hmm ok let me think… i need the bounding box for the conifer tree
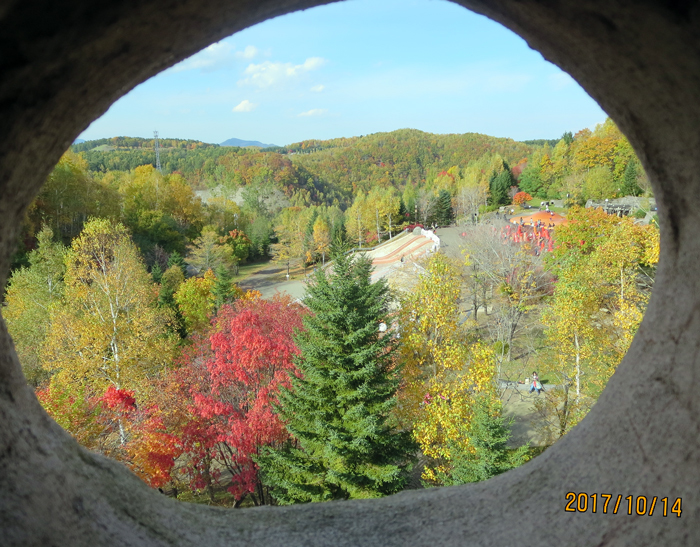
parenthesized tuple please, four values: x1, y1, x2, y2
(434, 395, 528, 485)
(489, 169, 513, 206)
(621, 160, 642, 197)
(167, 250, 186, 275)
(212, 264, 236, 311)
(258, 251, 415, 503)
(150, 262, 163, 283)
(436, 189, 454, 225)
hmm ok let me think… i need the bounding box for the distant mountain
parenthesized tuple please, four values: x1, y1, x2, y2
(220, 138, 277, 148)
(74, 138, 85, 144)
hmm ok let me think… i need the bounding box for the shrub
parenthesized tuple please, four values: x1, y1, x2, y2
(513, 192, 533, 207)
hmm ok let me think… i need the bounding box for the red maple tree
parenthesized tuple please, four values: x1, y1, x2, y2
(112, 294, 306, 503)
(513, 191, 533, 207)
(193, 294, 307, 504)
(137, 294, 307, 504)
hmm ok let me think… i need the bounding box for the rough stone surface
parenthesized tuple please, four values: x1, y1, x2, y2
(1, 0, 699, 545)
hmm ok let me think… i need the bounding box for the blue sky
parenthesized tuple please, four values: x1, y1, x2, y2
(79, 0, 607, 146)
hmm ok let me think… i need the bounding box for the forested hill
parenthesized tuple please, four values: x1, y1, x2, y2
(72, 129, 536, 207)
(71, 136, 231, 183)
(285, 129, 534, 195)
(71, 136, 219, 153)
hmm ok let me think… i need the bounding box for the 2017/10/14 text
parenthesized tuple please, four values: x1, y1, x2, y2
(565, 493, 681, 517)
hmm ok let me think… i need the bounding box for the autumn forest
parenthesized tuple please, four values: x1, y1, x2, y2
(4, 120, 659, 506)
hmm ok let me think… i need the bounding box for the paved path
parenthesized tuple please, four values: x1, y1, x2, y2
(237, 266, 308, 300)
(239, 228, 444, 300)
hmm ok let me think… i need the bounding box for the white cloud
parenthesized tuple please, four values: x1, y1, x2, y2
(235, 46, 258, 60)
(171, 41, 235, 73)
(233, 100, 257, 112)
(298, 109, 328, 117)
(240, 57, 327, 88)
(170, 41, 261, 73)
(310, 84, 325, 92)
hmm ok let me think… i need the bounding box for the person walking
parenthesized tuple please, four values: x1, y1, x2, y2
(529, 371, 544, 394)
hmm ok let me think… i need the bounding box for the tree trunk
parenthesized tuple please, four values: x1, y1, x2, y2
(559, 384, 570, 438)
(118, 419, 126, 446)
(202, 457, 215, 503)
(257, 481, 266, 506)
(376, 208, 380, 244)
(620, 266, 624, 304)
(358, 210, 362, 249)
(574, 332, 581, 400)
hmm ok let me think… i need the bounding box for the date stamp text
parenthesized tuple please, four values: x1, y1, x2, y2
(565, 493, 682, 517)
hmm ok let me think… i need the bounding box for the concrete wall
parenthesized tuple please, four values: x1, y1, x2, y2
(2, 1, 700, 545)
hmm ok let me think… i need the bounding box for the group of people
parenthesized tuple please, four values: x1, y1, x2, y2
(535, 219, 557, 229)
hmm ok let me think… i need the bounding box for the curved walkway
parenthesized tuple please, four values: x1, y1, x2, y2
(371, 235, 432, 265)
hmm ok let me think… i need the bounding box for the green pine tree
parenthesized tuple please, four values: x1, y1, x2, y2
(621, 161, 642, 197)
(490, 170, 514, 206)
(435, 395, 529, 486)
(167, 250, 187, 275)
(436, 189, 454, 225)
(150, 262, 163, 283)
(212, 264, 235, 311)
(258, 251, 415, 504)
(518, 164, 544, 198)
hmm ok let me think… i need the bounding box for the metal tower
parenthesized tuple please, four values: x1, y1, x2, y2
(154, 130, 162, 172)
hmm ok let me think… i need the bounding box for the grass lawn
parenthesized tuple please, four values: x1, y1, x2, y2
(526, 198, 567, 214)
(175, 488, 239, 507)
(233, 260, 276, 281)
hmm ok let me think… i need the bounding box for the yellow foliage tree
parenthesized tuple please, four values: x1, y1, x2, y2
(344, 192, 375, 247)
(396, 254, 465, 426)
(413, 342, 498, 483)
(43, 219, 176, 399)
(539, 208, 659, 437)
(312, 216, 331, 265)
(396, 254, 500, 481)
(272, 206, 310, 275)
(173, 269, 216, 334)
(4, 225, 66, 385)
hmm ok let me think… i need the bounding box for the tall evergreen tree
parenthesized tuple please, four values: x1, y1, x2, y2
(489, 169, 514, 207)
(518, 163, 544, 198)
(212, 264, 235, 311)
(621, 160, 642, 197)
(436, 189, 454, 225)
(561, 131, 574, 145)
(258, 251, 415, 504)
(167, 250, 186, 275)
(398, 199, 408, 223)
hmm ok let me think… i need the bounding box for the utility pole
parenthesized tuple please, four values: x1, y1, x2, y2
(358, 209, 362, 249)
(376, 207, 380, 244)
(153, 130, 162, 209)
(153, 130, 162, 173)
